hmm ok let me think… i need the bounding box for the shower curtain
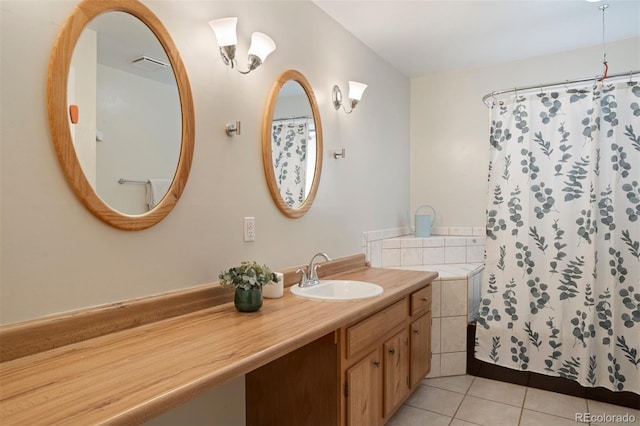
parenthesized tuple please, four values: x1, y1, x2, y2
(476, 79, 639, 394)
(272, 119, 309, 208)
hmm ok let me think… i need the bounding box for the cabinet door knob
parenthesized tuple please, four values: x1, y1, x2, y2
(373, 361, 380, 368)
(389, 348, 395, 355)
(421, 298, 428, 303)
(413, 329, 420, 335)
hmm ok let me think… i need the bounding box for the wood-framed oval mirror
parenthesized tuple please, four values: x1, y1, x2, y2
(47, 0, 194, 230)
(262, 70, 323, 218)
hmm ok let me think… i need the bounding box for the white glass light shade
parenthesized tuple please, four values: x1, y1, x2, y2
(247, 32, 276, 62)
(348, 81, 367, 101)
(209, 17, 238, 47)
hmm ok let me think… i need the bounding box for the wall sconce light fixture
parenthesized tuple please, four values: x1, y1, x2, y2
(332, 81, 367, 113)
(209, 17, 276, 74)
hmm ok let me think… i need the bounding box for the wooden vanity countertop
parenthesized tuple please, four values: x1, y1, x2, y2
(0, 263, 436, 425)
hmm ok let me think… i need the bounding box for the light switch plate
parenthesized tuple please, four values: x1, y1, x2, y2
(244, 217, 256, 242)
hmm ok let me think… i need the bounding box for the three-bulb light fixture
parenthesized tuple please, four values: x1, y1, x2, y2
(332, 81, 367, 114)
(209, 17, 276, 74)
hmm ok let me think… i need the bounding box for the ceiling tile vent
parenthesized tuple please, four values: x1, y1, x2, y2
(131, 55, 169, 72)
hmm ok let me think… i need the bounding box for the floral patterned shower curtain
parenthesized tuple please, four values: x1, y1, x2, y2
(476, 79, 640, 394)
(272, 119, 309, 208)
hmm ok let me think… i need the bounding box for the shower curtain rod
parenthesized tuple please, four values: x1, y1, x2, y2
(482, 69, 639, 107)
(272, 115, 312, 122)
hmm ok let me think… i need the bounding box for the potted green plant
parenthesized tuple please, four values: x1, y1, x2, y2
(219, 261, 277, 312)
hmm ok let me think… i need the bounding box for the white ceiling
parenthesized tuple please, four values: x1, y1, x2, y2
(312, 0, 640, 78)
(88, 11, 175, 85)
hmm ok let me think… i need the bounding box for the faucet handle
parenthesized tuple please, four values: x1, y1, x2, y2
(296, 268, 308, 286)
(310, 264, 322, 281)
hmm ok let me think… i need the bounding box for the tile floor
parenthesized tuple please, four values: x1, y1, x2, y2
(388, 375, 640, 426)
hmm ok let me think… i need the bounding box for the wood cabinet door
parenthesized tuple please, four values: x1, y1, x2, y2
(383, 328, 409, 418)
(410, 314, 431, 388)
(346, 348, 382, 426)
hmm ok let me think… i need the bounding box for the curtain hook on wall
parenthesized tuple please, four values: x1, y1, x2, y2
(598, 61, 609, 82)
(597, 4, 609, 82)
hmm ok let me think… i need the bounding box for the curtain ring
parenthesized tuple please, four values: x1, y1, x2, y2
(492, 93, 504, 107)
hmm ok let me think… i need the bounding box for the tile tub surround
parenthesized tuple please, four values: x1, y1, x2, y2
(391, 265, 483, 378)
(360, 228, 485, 266)
(364, 233, 485, 379)
(379, 236, 485, 268)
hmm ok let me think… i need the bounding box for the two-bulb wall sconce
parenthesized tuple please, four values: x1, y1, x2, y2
(332, 81, 367, 114)
(209, 17, 276, 74)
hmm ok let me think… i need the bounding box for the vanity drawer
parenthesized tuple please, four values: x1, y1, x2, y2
(347, 298, 408, 358)
(410, 285, 432, 317)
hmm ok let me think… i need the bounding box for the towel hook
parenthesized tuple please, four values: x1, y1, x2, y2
(225, 121, 241, 137)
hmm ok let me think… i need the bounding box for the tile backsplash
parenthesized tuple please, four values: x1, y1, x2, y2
(377, 236, 484, 268)
(362, 227, 486, 268)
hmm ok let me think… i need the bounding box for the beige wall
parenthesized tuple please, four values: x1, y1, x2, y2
(0, 2, 409, 423)
(410, 37, 640, 229)
(0, 0, 410, 325)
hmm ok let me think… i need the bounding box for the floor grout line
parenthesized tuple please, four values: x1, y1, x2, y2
(398, 375, 619, 426)
(448, 375, 476, 425)
(517, 387, 529, 426)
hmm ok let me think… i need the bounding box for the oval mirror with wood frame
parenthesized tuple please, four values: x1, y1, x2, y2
(48, 0, 194, 230)
(262, 70, 323, 218)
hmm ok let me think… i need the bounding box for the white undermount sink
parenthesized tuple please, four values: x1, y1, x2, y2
(290, 279, 383, 301)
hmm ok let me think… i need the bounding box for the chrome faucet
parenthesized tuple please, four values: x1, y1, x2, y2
(297, 252, 332, 288)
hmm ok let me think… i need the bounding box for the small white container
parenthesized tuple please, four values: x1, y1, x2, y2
(263, 272, 284, 299)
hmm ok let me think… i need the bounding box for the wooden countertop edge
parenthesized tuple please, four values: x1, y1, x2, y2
(108, 268, 438, 425)
(0, 255, 438, 425)
(0, 254, 367, 362)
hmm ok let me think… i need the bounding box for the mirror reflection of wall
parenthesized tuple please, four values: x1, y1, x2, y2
(95, 56, 180, 214)
(272, 81, 316, 209)
(68, 11, 181, 215)
(68, 28, 97, 187)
